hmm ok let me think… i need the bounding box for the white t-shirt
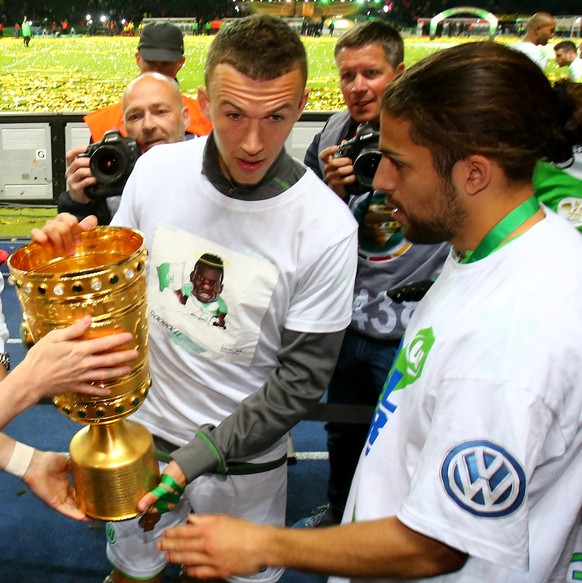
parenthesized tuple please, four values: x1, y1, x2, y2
(0, 275, 9, 352)
(569, 57, 582, 82)
(334, 209, 582, 582)
(113, 137, 358, 458)
(512, 41, 548, 69)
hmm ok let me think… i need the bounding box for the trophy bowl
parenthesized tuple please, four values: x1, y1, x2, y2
(8, 226, 160, 521)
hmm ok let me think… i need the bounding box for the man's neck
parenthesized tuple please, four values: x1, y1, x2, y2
(202, 133, 305, 200)
(523, 33, 538, 45)
(451, 187, 543, 258)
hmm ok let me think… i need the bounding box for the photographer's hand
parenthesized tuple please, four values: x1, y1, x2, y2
(65, 146, 97, 204)
(320, 144, 356, 200)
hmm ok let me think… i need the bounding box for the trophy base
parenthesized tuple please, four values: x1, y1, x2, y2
(70, 420, 160, 521)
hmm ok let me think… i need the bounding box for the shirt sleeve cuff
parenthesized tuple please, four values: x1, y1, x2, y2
(170, 425, 227, 483)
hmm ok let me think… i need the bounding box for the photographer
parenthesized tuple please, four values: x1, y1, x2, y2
(84, 22, 212, 143)
(58, 72, 190, 225)
(299, 21, 450, 528)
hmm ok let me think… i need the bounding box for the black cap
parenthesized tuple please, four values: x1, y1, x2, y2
(137, 22, 184, 62)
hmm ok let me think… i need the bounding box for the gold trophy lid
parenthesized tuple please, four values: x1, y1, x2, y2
(8, 226, 145, 277)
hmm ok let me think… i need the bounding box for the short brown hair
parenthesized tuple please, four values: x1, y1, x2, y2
(204, 15, 307, 87)
(334, 21, 404, 71)
(555, 40, 577, 54)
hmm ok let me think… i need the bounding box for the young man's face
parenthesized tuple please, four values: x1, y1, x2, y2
(373, 113, 467, 246)
(198, 63, 309, 186)
(123, 76, 189, 151)
(336, 43, 403, 125)
(555, 48, 574, 68)
(191, 263, 223, 303)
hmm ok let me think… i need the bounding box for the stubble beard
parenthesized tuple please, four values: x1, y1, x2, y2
(400, 181, 467, 245)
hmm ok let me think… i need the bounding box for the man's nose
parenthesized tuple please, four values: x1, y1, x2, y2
(352, 73, 367, 93)
(241, 121, 263, 156)
(142, 112, 157, 132)
(372, 157, 396, 193)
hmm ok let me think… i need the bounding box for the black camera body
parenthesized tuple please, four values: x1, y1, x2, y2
(334, 122, 382, 195)
(79, 130, 141, 199)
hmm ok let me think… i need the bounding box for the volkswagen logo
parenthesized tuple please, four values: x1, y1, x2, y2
(441, 440, 526, 518)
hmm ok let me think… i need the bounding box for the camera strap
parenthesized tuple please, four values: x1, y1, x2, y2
(460, 197, 540, 264)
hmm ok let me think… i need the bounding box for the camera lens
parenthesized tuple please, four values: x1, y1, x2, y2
(354, 150, 382, 189)
(97, 155, 120, 176)
(90, 146, 128, 185)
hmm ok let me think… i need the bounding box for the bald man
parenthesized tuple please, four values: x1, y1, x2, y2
(512, 12, 556, 69)
(84, 22, 212, 142)
(58, 72, 190, 224)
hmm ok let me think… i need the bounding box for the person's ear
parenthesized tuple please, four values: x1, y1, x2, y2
(462, 155, 491, 196)
(297, 88, 310, 120)
(182, 106, 191, 130)
(198, 86, 210, 119)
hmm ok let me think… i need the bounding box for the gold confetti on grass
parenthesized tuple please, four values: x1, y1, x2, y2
(0, 206, 57, 238)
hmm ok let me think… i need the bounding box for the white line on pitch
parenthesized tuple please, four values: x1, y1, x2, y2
(294, 452, 328, 460)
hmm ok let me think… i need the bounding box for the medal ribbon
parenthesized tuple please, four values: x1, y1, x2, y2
(461, 197, 540, 264)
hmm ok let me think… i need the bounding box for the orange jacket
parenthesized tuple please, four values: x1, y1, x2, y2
(83, 95, 212, 142)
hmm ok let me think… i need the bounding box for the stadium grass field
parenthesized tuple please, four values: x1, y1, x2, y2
(0, 34, 568, 113)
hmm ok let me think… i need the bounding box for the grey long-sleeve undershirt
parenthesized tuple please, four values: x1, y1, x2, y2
(171, 327, 345, 482)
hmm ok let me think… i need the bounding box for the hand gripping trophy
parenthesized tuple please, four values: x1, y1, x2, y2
(8, 227, 159, 521)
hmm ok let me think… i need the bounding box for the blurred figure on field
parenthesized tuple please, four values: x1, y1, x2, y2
(555, 40, 582, 82)
(21, 17, 31, 47)
(512, 12, 555, 70)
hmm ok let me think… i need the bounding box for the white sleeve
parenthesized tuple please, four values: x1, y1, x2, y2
(397, 379, 553, 572)
(0, 276, 10, 351)
(285, 228, 358, 334)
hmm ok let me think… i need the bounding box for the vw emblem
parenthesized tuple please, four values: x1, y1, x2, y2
(441, 440, 526, 518)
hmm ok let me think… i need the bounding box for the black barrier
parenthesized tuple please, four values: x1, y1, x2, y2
(304, 403, 375, 424)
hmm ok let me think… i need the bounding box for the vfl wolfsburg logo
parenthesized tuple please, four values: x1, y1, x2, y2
(404, 330, 434, 380)
(365, 327, 435, 453)
(105, 522, 116, 545)
(441, 440, 526, 518)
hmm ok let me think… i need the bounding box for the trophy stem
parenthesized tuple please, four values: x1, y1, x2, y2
(69, 420, 160, 521)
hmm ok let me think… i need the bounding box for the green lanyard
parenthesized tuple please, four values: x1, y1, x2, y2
(461, 197, 540, 264)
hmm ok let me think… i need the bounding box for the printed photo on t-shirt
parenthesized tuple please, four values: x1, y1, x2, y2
(149, 224, 279, 365)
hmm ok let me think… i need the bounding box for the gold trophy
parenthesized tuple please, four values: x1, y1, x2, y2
(8, 226, 159, 521)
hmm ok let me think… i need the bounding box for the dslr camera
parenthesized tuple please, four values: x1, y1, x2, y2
(79, 130, 141, 199)
(334, 122, 382, 195)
